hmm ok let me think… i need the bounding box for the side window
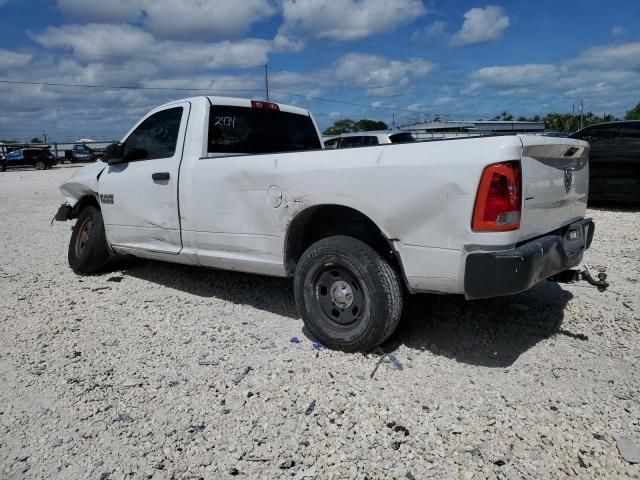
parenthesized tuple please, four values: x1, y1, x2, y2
(363, 136, 379, 146)
(615, 125, 640, 156)
(124, 107, 183, 161)
(579, 126, 615, 144)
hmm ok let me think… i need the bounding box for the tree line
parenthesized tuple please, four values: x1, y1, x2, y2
(323, 101, 640, 136)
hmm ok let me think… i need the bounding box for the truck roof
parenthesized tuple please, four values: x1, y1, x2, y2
(155, 96, 312, 117)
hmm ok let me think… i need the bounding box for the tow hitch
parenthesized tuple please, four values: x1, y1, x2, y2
(549, 265, 609, 292)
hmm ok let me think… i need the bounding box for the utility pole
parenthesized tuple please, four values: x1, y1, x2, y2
(264, 64, 270, 101)
(392, 113, 396, 130)
(580, 99, 584, 130)
(43, 132, 47, 143)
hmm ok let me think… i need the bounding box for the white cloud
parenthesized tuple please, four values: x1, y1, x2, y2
(142, 0, 276, 40)
(33, 23, 272, 69)
(460, 40, 640, 119)
(57, 0, 141, 22)
(471, 64, 559, 88)
(0, 49, 32, 69)
(412, 20, 446, 41)
(272, 33, 305, 53)
(611, 26, 626, 37)
(280, 0, 427, 41)
(451, 6, 509, 46)
(0, 0, 11, 6)
(433, 96, 453, 106)
(334, 53, 434, 95)
(57, 0, 276, 40)
(572, 41, 640, 71)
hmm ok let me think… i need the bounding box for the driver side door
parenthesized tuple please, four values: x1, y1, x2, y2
(98, 102, 190, 254)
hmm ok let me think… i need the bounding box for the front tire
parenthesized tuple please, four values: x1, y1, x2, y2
(294, 235, 403, 352)
(68, 206, 111, 274)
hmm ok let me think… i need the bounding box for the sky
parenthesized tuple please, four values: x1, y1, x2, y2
(0, 0, 639, 141)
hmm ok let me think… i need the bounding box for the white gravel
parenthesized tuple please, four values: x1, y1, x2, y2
(1, 166, 639, 479)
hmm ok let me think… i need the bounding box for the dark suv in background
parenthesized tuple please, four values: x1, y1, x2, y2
(1, 148, 58, 171)
(570, 121, 640, 204)
(65, 144, 104, 163)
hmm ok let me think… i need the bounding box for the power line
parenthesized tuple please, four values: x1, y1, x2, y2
(0, 79, 262, 93)
(0, 79, 435, 116)
(270, 90, 430, 115)
(40, 49, 402, 92)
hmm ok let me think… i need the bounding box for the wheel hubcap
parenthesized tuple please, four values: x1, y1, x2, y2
(75, 218, 93, 256)
(330, 280, 354, 309)
(315, 265, 365, 326)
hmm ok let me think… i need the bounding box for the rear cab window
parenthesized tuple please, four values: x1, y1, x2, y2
(208, 105, 321, 154)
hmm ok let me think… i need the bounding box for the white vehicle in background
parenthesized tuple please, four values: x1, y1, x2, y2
(55, 96, 607, 352)
(323, 131, 415, 149)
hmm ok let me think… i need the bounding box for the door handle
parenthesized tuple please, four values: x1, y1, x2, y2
(152, 172, 170, 181)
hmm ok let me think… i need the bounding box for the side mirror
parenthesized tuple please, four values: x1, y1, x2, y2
(105, 143, 125, 164)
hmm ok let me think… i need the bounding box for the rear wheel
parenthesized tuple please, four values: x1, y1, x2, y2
(1, 161, 6, 172)
(68, 206, 111, 274)
(294, 235, 403, 352)
(34, 160, 46, 170)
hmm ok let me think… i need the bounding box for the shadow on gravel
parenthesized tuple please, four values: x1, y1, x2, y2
(389, 281, 575, 368)
(122, 259, 579, 367)
(588, 202, 640, 213)
(123, 260, 299, 319)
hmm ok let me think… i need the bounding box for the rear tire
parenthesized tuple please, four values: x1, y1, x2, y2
(294, 235, 403, 352)
(68, 206, 111, 274)
(34, 160, 46, 170)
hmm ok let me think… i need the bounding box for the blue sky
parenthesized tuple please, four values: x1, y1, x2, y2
(0, 0, 639, 141)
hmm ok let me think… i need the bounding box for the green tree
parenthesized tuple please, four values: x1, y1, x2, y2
(322, 118, 388, 136)
(625, 102, 640, 120)
(322, 119, 356, 136)
(353, 119, 388, 132)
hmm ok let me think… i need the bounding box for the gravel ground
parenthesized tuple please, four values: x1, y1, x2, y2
(0, 166, 639, 480)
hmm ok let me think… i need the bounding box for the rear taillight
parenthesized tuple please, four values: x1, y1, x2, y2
(472, 161, 521, 231)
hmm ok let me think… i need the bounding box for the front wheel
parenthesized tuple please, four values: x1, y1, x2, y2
(294, 235, 403, 352)
(68, 206, 111, 274)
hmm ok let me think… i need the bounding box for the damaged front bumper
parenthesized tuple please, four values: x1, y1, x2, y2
(54, 203, 74, 221)
(464, 218, 603, 299)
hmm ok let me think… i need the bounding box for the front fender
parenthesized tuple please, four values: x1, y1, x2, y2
(59, 161, 106, 203)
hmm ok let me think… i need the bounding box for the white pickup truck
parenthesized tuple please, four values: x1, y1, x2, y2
(55, 96, 606, 351)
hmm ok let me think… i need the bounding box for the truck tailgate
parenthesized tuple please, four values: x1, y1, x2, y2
(518, 135, 589, 242)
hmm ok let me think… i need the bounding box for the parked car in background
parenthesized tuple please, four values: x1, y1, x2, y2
(569, 121, 640, 203)
(324, 131, 415, 149)
(65, 144, 105, 163)
(1, 148, 58, 171)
